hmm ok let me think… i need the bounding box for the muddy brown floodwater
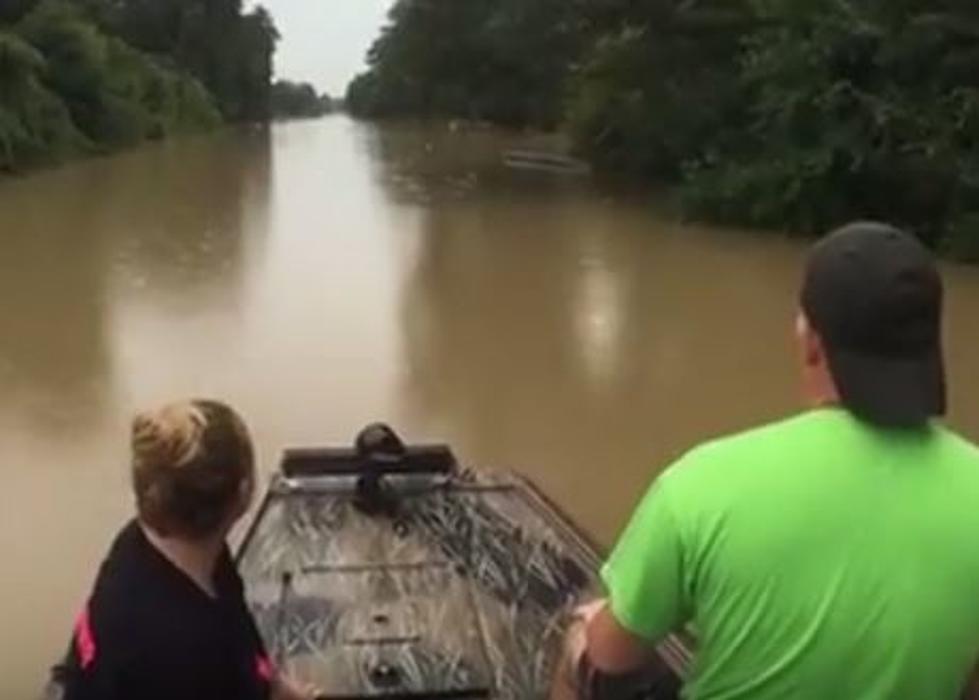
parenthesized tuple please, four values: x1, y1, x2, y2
(2, 116, 978, 697)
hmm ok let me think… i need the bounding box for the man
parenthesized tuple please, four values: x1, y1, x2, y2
(555, 222, 979, 699)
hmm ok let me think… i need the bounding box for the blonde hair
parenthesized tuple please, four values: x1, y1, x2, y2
(132, 400, 254, 539)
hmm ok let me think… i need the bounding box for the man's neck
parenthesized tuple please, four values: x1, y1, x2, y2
(141, 522, 225, 598)
(803, 365, 841, 410)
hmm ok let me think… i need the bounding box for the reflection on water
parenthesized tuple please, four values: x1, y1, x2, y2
(0, 130, 272, 436)
(2, 117, 979, 697)
(0, 165, 112, 433)
(107, 129, 271, 306)
(0, 128, 272, 697)
(395, 194, 806, 542)
(575, 236, 627, 384)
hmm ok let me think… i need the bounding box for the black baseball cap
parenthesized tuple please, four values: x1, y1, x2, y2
(801, 222, 946, 427)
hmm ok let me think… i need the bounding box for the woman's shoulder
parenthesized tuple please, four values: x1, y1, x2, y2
(90, 521, 155, 597)
(215, 545, 245, 595)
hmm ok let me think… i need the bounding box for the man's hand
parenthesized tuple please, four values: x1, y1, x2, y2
(550, 601, 597, 700)
(566, 600, 606, 672)
(272, 673, 320, 700)
(550, 599, 656, 700)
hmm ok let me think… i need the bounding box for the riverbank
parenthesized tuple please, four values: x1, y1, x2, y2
(0, 0, 275, 174)
(346, 1, 979, 263)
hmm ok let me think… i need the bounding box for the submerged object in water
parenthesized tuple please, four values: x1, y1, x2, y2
(502, 150, 592, 177)
(237, 424, 689, 699)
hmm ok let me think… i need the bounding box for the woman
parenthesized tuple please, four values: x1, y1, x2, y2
(61, 400, 315, 700)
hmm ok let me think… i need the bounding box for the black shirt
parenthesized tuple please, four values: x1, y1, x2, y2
(62, 521, 272, 700)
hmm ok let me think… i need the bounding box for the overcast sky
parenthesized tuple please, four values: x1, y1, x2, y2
(258, 0, 393, 96)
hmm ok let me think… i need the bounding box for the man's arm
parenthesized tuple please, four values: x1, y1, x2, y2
(550, 472, 690, 699)
(585, 602, 656, 674)
(550, 600, 660, 700)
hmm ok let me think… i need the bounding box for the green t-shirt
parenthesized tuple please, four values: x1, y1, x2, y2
(602, 409, 979, 700)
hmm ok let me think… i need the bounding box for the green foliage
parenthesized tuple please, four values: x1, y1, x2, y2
(0, 0, 270, 172)
(347, 0, 590, 127)
(0, 25, 41, 79)
(0, 0, 38, 23)
(566, 4, 750, 179)
(681, 2, 979, 244)
(234, 7, 279, 122)
(945, 212, 979, 262)
(271, 80, 332, 119)
(97, 37, 221, 144)
(84, 0, 279, 122)
(0, 29, 85, 169)
(349, 0, 979, 254)
(15, 0, 221, 148)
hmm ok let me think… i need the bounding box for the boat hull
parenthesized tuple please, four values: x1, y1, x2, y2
(238, 448, 687, 699)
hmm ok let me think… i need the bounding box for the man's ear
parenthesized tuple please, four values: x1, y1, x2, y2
(234, 474, 255, 520)
(796, 312, 823, 367)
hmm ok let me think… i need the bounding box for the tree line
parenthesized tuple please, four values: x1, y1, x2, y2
(0, 0, 278, 172)
(271, 80, 334, 120)
(347, 0, 979, 261)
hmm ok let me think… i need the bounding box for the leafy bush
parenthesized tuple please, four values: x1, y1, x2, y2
(944, 212, 979, 263)
(346, 0, 979, 255)
(271, 80, 331, 119)
(0, 29, 85, 169)
(346, 0, 587, 127)
(680, 3, 979, 245)
(567, 4, 751, 178)
(0, 0, 222, 170)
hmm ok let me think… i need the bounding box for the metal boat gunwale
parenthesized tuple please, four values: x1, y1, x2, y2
(236, 433, 692, 688)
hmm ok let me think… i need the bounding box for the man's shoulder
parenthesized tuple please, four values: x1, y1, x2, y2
(935, 424, 979, 456)
(663, 412, 819, 484)
(661, 412, 979, 496)
(932, 425, 979, 479)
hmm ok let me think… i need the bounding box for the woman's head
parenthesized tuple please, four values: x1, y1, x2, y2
(132, 400, 255, 540)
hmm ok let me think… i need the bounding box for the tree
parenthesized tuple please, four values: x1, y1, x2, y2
(0, 0, 225, 171)
(346, 0, 590, 127)
(0, 0, 280, 171)
(235, 6, 278, 122)
(271, 80, 331, 119)
(681, 0, 979, 255)
(0, 28, 83, 169)
(347, 0, 979, 258)
(0, 0, 38, 23)
(73, 0, 278, 121)
(567, 1, 754, 178)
